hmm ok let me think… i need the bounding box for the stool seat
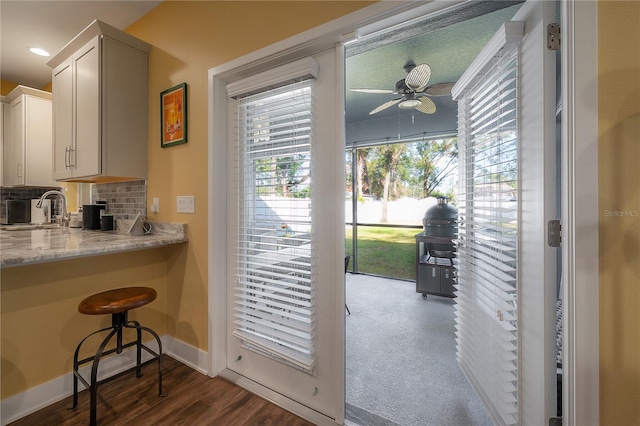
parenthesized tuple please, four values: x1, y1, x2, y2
(78, 287, 157, 315)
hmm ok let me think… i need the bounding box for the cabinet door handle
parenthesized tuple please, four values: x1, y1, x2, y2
(16, 162, 21, 178)
(64, 146, 69, 169)
(68, 146, 75, 168)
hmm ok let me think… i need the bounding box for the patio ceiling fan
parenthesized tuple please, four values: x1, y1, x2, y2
(350, 62, 455, 115)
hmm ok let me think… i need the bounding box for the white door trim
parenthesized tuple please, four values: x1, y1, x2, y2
(561, 1, 599, 425)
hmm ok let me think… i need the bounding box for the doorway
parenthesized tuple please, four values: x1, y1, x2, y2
(343, 2, 551, 425)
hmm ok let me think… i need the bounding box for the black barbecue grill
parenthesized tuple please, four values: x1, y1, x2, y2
(415, 197, 458, 299)
(421, 197, 458, 260)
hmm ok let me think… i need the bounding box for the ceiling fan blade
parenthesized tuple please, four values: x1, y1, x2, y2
(415, 97, 437, 114)
(350, 88, 395, 94)
(423, 82, 456, 96)
(370, 98, 402, 115)
(405, 63, 431, 91)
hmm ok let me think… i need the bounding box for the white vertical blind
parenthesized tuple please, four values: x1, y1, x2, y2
(232, 79, 316, 373)
(454, 42, 519, 426)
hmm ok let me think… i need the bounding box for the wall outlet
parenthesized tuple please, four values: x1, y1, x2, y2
(177, 196, 195, 213)
(150, 197, 160, 213)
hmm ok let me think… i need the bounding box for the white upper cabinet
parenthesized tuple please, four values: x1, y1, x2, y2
(47, 20, 151, 182)
(3, 86, 56, 187)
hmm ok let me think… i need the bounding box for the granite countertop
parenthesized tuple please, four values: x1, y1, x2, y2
(0, 221, 188, 267)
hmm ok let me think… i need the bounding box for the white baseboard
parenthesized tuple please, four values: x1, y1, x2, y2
(219, 369, 338, 426)
(0, 335, 208, 426)
(162, 335, 209, 375)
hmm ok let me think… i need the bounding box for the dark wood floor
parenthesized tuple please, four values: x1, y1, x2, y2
(9, 355, 314, 425)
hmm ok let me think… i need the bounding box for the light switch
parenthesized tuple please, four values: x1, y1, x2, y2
(151, 197, 160, 213)
(177, 196, 195, 213)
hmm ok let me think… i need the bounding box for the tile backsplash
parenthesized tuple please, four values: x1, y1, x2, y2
(0, 186, 63, 222)
(90, 180, 147, 220)
(1, 180, 147, 223)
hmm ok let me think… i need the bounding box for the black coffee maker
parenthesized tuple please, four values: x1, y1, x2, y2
(82, 202, 107, 230)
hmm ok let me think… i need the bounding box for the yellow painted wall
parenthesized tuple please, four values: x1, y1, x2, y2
(0, 80, 19, 96)
(598, 1, 640, 424)
(0, 248, 173, 398)
(124, 0, 373, 351)
(1, 79, 51, 96)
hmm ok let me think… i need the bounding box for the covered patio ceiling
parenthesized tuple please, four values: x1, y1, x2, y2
(344, 1, 524, 145)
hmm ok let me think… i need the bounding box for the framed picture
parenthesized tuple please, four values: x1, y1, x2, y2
(160, 82, 188, 148)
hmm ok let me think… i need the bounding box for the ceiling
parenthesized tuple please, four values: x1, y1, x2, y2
(0, 1, 161, 89)
(345, 1, 523, 144)
(1, 0, 523, 143)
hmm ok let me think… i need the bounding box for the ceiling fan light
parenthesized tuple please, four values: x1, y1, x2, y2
(398, 99, 421, 109)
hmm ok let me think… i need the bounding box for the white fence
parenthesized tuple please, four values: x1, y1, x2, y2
(258, 195, 440, 229)
(346, 197, 438, 226)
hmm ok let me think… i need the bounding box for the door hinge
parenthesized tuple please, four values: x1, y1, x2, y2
(549, 417, 562, 426)
(547, 23, 560, 50)
(548, 220, 561, 247)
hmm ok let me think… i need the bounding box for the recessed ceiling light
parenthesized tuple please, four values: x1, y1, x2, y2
(28, 47, 50, 57)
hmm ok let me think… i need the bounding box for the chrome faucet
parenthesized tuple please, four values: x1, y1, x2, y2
(36, 190, 69, 226)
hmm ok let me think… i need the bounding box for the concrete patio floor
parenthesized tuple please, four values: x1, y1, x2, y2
(345, 273, 492, 426)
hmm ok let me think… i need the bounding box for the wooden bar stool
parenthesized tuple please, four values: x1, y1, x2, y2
(71, 287, 166, 425)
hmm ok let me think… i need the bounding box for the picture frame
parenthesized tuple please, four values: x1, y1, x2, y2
(160, 82, 188, 148)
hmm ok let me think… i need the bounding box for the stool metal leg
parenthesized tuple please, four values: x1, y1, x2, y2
(114, 312, 125, 354)
(71, 325, 113, 409)
(125, 322, 166, 397)
(89, 327, 118, 426)
(130, 320, 143, 377)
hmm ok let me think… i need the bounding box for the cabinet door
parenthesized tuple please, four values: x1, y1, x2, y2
(8, 97, 24, 186)
(441, 267, 456, 297)
(52, 58, 73, 180)
(73, 36, 101, 178)
(417, 264, 441, 294)
(24, 96, 54, 186)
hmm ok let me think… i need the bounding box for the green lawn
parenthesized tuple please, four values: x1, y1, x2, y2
(345, 226, 419, 281)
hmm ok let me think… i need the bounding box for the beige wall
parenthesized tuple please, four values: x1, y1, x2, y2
(598, 1, 640, 424)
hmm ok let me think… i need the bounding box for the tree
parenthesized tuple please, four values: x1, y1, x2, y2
(274, 154, 310, 197)
(368, 144, 405, 222)
(414, 138, 458, 198)
(254, 154, 310, 197)
(356, 148, 371, 199)
(345, 138, 458, 223)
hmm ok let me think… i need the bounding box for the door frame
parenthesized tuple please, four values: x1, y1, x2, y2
(207, 1, 599, 424)
(560, 1, 599, 425)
